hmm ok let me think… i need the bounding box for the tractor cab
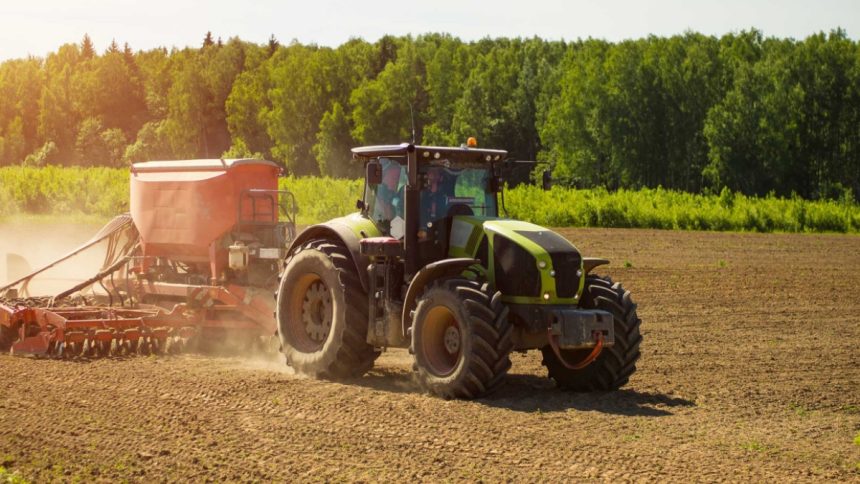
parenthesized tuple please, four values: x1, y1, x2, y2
(353, 142, 507, 273)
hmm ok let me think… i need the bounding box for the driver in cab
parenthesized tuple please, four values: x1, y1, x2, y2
(375, 161, 404, 222)
(418, 167, 449, 240)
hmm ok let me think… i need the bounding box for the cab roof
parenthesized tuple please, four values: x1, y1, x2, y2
(351, 143, 507, 164)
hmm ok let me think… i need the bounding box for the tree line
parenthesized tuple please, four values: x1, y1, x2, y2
(0, 30, 858, 201)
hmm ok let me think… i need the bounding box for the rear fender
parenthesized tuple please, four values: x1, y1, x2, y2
(401, 258, 479, 335)
(286, 222, 371, 292)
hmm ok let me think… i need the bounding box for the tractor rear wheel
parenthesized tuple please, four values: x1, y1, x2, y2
(541, 275, 642, 391)
(277, 239, 379, 378)
(411, 278, 512, 399)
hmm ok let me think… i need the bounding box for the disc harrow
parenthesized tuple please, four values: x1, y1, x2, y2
(0, 301, 199, 358)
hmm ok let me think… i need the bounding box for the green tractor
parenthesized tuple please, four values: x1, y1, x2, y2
(276, 142, 641, 398)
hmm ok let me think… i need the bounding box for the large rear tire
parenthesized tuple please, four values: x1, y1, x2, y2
(541, 275, 642, 391)
(277, 239, 379, 378)
(411, 278, 513, 399)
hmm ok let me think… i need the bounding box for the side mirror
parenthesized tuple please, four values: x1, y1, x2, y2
(542, 169, 552, 191)
(355, 199, 365, 210)
(366, 161, 382, 185)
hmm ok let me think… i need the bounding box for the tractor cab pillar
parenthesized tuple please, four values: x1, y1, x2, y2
(403, 145, 420, 278)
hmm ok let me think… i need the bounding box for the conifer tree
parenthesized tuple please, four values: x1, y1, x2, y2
(267, 34, 280, 57)
(122, 43, 135, 66)
(81, 34, 95, 59)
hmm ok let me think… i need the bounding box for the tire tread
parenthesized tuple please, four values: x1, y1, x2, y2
(541, 274, 642, 391)
(412, 278, 512, 399)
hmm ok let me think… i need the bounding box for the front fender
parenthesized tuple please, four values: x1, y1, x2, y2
(401, 258, 479, 335)
(583, 257, 610, 275)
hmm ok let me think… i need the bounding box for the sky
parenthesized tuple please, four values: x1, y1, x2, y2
(0, 0, 858, 60)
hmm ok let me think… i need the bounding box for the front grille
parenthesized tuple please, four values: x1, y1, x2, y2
(550, 251, 581, 297)
(493, 235, 540, 297)
(515, 230, 582, 298)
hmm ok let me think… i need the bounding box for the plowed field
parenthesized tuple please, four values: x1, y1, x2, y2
(1, 227, 859, 482)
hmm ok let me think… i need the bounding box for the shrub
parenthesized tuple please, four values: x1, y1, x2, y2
(2, 167, 858, 233)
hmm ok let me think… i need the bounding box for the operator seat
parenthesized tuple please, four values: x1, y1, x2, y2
(446, 203, 474, 217)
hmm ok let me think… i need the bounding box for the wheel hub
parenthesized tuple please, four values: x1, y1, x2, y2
(443, 325, 460, 354)
(301, 281, 332, 342)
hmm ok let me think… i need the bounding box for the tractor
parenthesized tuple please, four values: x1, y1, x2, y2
(276, 141, 642, 399)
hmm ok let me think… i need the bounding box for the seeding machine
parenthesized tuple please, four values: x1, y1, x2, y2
(0, 158, 296, 357)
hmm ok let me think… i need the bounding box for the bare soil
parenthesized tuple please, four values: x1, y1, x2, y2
(1, 228, 859, 482)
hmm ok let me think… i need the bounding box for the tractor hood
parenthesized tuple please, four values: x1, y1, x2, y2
(448, 217, 585, 304)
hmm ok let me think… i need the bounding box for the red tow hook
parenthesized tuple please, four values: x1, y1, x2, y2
(547, 329, 605, 370)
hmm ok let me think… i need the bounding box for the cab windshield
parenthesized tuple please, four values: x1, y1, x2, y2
(419, 164, 497, 231)
(362, 158, 498, 236)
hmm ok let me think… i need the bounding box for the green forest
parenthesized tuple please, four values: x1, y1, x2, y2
(0, 30, 858, 202)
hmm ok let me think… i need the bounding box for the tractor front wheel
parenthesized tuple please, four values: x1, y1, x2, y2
(541, 275, 642, 391)
(277, 239, 379, 378)
(411, 278, 512, 399)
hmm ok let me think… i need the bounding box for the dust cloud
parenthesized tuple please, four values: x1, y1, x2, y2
(0, 222, 106, 295)
(234, 353, 297, 376)
(201, 332, 297, 375)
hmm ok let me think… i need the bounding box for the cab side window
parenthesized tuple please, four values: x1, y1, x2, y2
(367, 159, 406, 235)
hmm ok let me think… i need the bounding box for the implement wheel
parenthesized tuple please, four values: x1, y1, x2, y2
(541, 275, 642, 391)
(0, 324, 17, 352)
(277, 239, 379, 378)
(411, 278, 513, 399)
